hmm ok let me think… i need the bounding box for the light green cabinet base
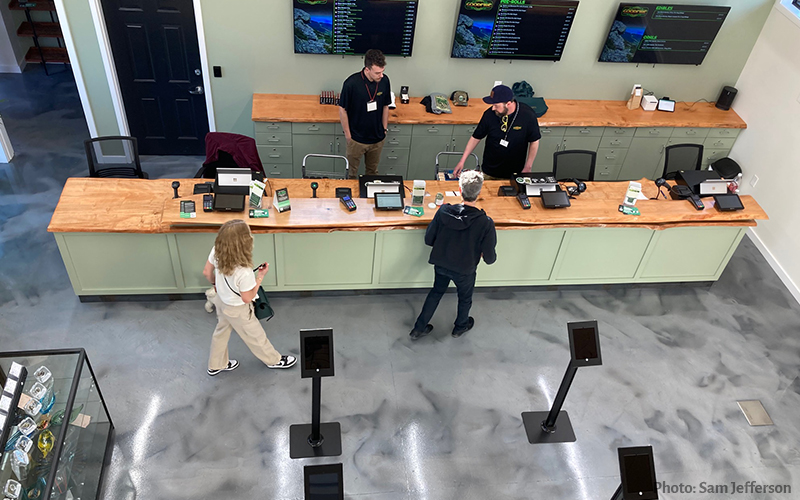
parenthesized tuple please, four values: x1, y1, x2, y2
(53, 226, 748, 296)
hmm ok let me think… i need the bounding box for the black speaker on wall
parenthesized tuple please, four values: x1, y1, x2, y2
(715, 86, 737, 110)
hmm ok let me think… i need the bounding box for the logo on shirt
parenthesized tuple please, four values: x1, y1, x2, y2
(513, 126, 522, 130)
(377, 92, 383, 96)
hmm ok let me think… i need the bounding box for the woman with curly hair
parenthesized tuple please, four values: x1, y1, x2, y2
(202, 219, 296, 375)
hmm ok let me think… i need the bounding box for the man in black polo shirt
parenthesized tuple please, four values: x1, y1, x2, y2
(453, 85, 541, 180)
(339, 49, 392, 179)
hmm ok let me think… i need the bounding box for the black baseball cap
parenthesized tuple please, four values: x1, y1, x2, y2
(483, 85, 515, 104)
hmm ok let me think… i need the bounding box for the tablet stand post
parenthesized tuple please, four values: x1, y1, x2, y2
(522, 320, 603, 444)
(290, 328, 342, 459)
(609, 484, 624, 500)
(521, 360, 579, 443)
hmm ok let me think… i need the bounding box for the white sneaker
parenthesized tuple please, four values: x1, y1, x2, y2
(267, 355, 297, 369)
(207, 359, 239, 376)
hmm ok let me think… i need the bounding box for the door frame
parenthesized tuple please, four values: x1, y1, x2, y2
(55, 0, 216, 139)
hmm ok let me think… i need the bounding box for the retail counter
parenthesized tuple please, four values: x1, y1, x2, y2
(251, 94, 746, 181)
(48, 178, 767, 297)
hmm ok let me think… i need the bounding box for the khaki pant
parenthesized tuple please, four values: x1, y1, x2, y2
(346, 138, 384, 178)
(209, 294, 281, 370)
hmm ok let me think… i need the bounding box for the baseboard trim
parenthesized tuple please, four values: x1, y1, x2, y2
(746, 228, 800, 305)
(0, 63, 22, 74)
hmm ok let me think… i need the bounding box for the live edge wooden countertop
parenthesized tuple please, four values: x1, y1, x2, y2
(252, 94, 746, 129)
(48, 178, 767, 234)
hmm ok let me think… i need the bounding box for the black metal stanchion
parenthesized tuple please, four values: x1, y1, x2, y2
(290, 328, 342, 459)
(522, 320, 602, 444)
(609, 484, 624, 500)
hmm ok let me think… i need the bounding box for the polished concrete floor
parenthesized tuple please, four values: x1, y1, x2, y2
(1, 67, 799, 500)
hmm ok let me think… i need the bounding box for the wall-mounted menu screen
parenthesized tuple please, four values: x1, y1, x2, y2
(451, 0, 579, 61)
(599, 4, 730, 65)
(293, 0, 418, 56)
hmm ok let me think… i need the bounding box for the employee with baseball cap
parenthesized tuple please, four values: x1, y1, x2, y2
(453, 84, 541, 180)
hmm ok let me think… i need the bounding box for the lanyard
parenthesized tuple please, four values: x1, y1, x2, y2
(361, 71, 378, 102)
(503, 105, 519, 142)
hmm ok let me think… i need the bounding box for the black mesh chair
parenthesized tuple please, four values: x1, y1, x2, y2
(662, 144, 703, 180)
(554, 150, 596, 181)
(84, 136, 148, 179)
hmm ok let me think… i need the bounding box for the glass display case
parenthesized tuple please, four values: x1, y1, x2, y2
(0, 349, 114, 500)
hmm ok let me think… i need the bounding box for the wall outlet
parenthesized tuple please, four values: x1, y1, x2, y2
(750, 174, 759, 187)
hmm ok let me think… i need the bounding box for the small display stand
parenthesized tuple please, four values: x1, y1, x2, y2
(290, 328, 342, 459)
(522, 320, 603, 444)
(304, 463, 344, 500)
(611, 446, 659, 500)
(0, 349, 114, 500)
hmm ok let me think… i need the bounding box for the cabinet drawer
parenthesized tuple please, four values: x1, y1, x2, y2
(539, 126, 566, 137)
(257, 146, 293, 164)
(594, 164, 621, 181)
(387, 124, 412, 135)
(703, 137, 736, 150)
(292, 123, 336, 135)
(602, 127, 635, 138)
(256, 132, 292, 146)
(262, 164, 293, 178)
(596, 148, 628, 167)
(385, 135, 412, 148)
(452, 124, 479, 136)
(564, 126, 604, 137)
(635, 127, 673, 138)
(412, 124, 454, 136)
(701, 149, 729, 167)
(381, 148, 410, 167)
(254, 122, 291, 133)
(671, 127, 710, 139)
(379, 163, 408, 177)
(706, 128, 741, 139)
(561, 136, 601, 151)
(599, 135, 633, 148)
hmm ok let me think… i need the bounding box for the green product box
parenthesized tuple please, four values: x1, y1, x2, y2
(249, 209, 269, 218)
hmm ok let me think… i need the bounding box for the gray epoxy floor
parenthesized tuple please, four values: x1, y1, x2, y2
(1, 67, 799, 500)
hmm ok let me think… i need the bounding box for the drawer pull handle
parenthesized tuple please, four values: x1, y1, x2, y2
(600, 172, 609, 176)
(308, 126, 319, 131)
(605, 156, 615, 160)
(649, 130, 660, 135)
(269, 154, 280, 158)
(389, 141, 399, 145)
(428, 129, 439, 133)
(387, 156, 398, 160)
(267, 125, 279, 129)
(542, 130, 551, 134)
(580, 129, 590, 134)
(686, 131, 696, 135)
(268, 138, 280, 142)
(615, 130, 625, 134)
(611, 140, 620, 146)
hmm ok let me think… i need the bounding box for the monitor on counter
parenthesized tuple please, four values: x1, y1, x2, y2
(599, 3, 730, 65)
(451, 0, 579, 61)
(293, 0, 419, 56)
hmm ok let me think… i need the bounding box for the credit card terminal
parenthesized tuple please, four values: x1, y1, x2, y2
(517, 192, 531, 209)
(203, 194, 213, 212)
(688, 194, 704, 210)
(340, 195, 357, 212)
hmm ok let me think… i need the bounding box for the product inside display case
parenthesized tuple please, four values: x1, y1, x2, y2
(0, 350, 114, 500)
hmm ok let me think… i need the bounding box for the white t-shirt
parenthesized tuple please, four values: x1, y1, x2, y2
(208, 247, 257, 306)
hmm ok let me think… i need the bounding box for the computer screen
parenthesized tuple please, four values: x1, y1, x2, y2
(293, 0, 418, 56)
(451, 0, 579, 61)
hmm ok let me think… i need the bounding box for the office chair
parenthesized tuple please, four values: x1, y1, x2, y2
(302, 154, 349, 180)
(201, 132, 265, 178)
(84, 136, 148, 179)
(194, 150, 236, 179)
(554, 150, 596, 181)
(434, 151, 480, 180)
(662, 143, 703, 180)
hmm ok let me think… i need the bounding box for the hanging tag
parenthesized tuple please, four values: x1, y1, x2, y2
(367, 101, 377, 112)
(499, 139, 509, 147)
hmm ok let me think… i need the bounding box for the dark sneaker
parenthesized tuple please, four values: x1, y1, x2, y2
(207, 359, 239, 376)
(409, 324, 433, 340)
(452, 317, 475, 338)
(268, 355, 297, 369)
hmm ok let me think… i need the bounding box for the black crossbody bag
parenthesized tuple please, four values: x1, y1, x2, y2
(223, 269, 274, 321)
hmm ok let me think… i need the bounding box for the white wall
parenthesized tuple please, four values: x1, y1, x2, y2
(731, 1, 800, 303)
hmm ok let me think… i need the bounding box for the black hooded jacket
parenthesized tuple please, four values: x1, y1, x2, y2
(425, 203, 497, 275)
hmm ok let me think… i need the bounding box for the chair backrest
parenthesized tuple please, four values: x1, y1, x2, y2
(84, 136, 146, 179)
(434, 151, 480, 179)
(302, 154, 349, 180)
(554, 150, 596, 181)
(204, 132, 264, 175)
(662, 144, 703, 180)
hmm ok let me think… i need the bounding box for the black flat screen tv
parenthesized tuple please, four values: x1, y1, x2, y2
(293, 0, 418, 56)
(599, 4, 730, 65)
(451, 0, 579, 61)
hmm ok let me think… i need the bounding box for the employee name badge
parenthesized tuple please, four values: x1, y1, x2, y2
(499, 139, 509, 148)
(367, 100, 377, 112)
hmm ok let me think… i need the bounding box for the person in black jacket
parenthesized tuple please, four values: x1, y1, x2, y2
(410, 170, 497, 339)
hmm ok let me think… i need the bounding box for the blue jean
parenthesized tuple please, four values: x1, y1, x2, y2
(414, 265, 476, 331)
